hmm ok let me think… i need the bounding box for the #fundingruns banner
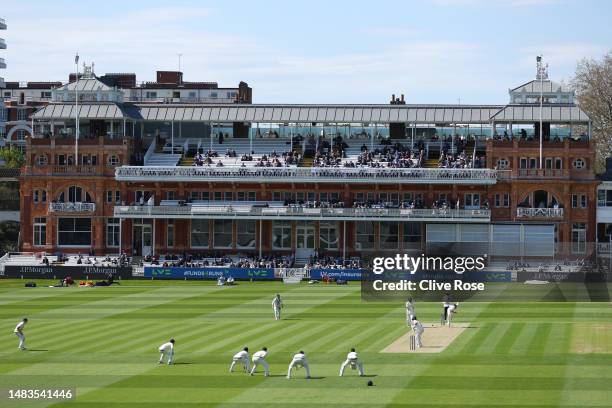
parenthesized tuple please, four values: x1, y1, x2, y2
(144, 266, 275, 280)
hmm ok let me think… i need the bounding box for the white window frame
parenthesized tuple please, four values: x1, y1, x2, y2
(106, 218, 120, 248)
(33, 217, 46, 246)
(108, 154, 120, 166)
(572, 158, 586, 169)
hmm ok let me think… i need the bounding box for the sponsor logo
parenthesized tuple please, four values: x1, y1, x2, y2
(247, 270, 270, 277)
(19, 266, 53, 274)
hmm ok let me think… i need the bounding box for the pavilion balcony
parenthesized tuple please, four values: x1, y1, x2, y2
(114, 204, 491, 222)
(49, 202, 96, 213)
(114, 166, 500, 185)
(497, 168, 580, 180)
(0, 38, 5, 49)
(23, 165, 105, 177)
(0, 58, 5, 69)
(30, 134, 127, 146)
(0, 18, 6, 30)
(516, 207, 564, 219)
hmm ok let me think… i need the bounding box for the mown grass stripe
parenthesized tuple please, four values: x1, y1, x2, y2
(528, 323, 553, 356)
(493, 322, 525, 354)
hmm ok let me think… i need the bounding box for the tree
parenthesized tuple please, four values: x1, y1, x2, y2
(571, 52, 612, 171)
(0, 147, 25, 169)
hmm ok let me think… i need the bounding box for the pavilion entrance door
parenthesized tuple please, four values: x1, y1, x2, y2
(132, 219, 152, 257)
(296, 221, 315, 263)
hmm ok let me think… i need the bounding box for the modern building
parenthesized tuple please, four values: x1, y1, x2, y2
(2, 81, 62, 150)
(1, 66, 251, 151)
(19, 61, 596, 264)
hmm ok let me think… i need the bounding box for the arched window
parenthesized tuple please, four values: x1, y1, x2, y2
(520, 190, 560, 208)
(59, 186, 92, 203)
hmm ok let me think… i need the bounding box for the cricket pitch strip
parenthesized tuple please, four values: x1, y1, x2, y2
(381, 323, 471, 353)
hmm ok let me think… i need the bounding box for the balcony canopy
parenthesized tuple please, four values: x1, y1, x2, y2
(32, 103, 138, 120)
(32, 102, 591, 124)
(135, 104, 505, 124)
(490, 104, 589, 123)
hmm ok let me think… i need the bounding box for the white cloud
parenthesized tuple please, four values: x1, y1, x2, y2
(3, 6, 257, 82)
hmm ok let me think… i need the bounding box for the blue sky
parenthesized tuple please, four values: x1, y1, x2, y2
(1, 0, 611, 104)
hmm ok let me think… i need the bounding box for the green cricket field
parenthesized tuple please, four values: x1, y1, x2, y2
(0, 279, 611, 407)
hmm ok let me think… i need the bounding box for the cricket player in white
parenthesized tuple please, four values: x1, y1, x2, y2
(405, 297, 415, 325)
(442, 293, 452, 326)
(250, 347, 269, 376)
(158, 338, 175, 365)
(411, 316, 424, 348)
(272, 294, 283, 320)
(287, 350, 310, 379)
(14, 318, 27, 350)
(446, 303, 459, 327)
(339, 348, 364, 377)
(229, 347, 250, 373)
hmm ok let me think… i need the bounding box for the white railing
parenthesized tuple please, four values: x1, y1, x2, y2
(114, 205, 491, 221)
(126, 96, 238, 104)
(143, 138, 156, 165)
(49, 202, 96, 213)
(0, 252, 10, 274)
(516, 207, 564, 218)
(115, 166, 500, 184)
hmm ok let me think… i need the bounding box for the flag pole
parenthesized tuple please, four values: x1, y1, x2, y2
(75, 53, 80, 165)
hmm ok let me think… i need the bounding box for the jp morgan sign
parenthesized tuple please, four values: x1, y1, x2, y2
(12, 266, 54, 275)
(3, 265, 133, 279)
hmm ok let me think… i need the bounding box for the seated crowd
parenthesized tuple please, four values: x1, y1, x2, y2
(313, 141, 425, 169)
(252, 150, 301, 167)
(438, 150, 486, 169)
(305, 253, 361, 269)
(191, 148, 301, 168)
(285, 199, 345, 209)
(40, 252, 130, 267)
(143, 253, 295, 268)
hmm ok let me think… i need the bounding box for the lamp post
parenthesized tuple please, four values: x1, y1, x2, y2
(74, 53, 80, 164)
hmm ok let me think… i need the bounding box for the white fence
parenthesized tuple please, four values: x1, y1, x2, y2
(49, 202, 96, 213)
(115, 205, 491, 222)
(516, 208, 564, 218)
(116, 166, 500, 184)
